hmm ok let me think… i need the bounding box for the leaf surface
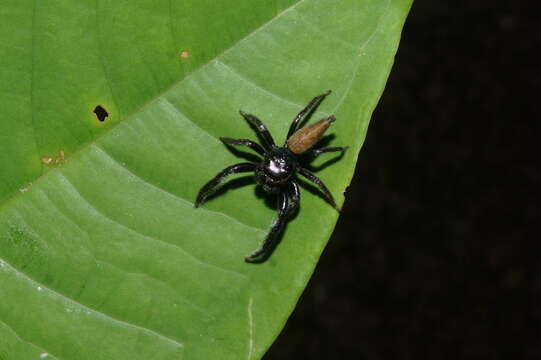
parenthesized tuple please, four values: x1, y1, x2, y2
(0, 0, 412, 358)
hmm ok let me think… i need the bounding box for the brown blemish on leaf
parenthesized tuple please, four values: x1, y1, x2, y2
(180, 50, 189, 58)
(41, 157, 53, 164)
(55, 150, 65, 163)
(41, 150, 65, 165)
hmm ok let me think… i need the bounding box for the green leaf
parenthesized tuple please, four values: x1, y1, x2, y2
(0, 0, 412, 358)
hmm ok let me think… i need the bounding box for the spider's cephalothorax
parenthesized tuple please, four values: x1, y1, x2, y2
(255, 147, 298, 193)
(195, 90, 346, 263)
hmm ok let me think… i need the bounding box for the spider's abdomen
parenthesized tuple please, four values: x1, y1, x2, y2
(256, 147, 297, 193)
(286, 115, 336, 154)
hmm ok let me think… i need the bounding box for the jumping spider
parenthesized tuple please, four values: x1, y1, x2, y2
(195, 90, 346, 263)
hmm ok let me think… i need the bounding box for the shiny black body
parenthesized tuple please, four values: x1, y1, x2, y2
(195, 91, 346, 263)
(255, 147, 298, 193)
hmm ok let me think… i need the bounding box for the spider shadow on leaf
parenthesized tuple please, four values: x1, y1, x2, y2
(306, 152, 345, 173)
(222, 143, 261, 163)
(294, 176, 335, 209)
(199, 175, 255, 204)
(310, 133, 335, 148)
(300, 134, 346, 172)
(305, 153, 346, 175)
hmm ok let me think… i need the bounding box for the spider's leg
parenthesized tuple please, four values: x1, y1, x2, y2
(220, 137, 266, 156)
(287, 181, 300, 217)
(245, 191, 289, 263)
(305, 146, 348, 159)
(298, 167, 338, 210)
(195, 162, 255, 207)
(239, 110, 276, 150)
(286, 90, 332, 141)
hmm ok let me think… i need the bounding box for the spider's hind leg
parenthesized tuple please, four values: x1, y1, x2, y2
(245, 191, 289, 263)
(298, 167, 338, 210)
(245, 181, 300, 263)
(287, 181, 300, 217)
(195, 162, 255, 207)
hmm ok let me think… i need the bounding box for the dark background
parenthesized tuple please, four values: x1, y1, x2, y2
(266, 1, 539, 359)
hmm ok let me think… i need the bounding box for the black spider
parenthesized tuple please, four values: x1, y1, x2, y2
(195, 90, 346, 263)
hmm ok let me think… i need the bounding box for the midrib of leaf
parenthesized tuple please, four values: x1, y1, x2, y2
(29, 0, 42, 176)
(0, 0, 306, 213)
(214, 60, 332, 118)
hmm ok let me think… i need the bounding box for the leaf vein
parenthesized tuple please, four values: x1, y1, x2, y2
(37, 186, 220, 314)
(0, 320, 62, 360)
(93, 144, 267, 236)
(0, 258, 185, 350)
(291, 8, 358, 50)
(247, 296, 255, 360)
(216, 60, 330, 118)
(331, 0, 392, 114)
(95, 0, 119, 117)
(58, 169, 251, 282)
(30, 0, 42, 174)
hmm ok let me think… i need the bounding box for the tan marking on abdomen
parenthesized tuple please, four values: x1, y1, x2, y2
(286, 116, 336, 154)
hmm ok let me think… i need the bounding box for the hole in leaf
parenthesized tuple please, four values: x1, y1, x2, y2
(93, 105, 109, 122)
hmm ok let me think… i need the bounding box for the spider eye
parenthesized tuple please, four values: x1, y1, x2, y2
(267, 159, 283, 174)
(265, 158, 292, 178)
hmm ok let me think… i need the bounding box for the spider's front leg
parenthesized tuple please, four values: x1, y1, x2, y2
(195, 162, 255, 207)
(220, 137, 266, 156)
(286, 90, 332, 140)
(245, 191, 289, 263)
(239, 110, 276, 151)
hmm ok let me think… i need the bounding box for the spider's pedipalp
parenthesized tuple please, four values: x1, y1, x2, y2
(220, 137, 266, 156)
(195, 162, 256, 207)
(239, 110, 276, 150)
